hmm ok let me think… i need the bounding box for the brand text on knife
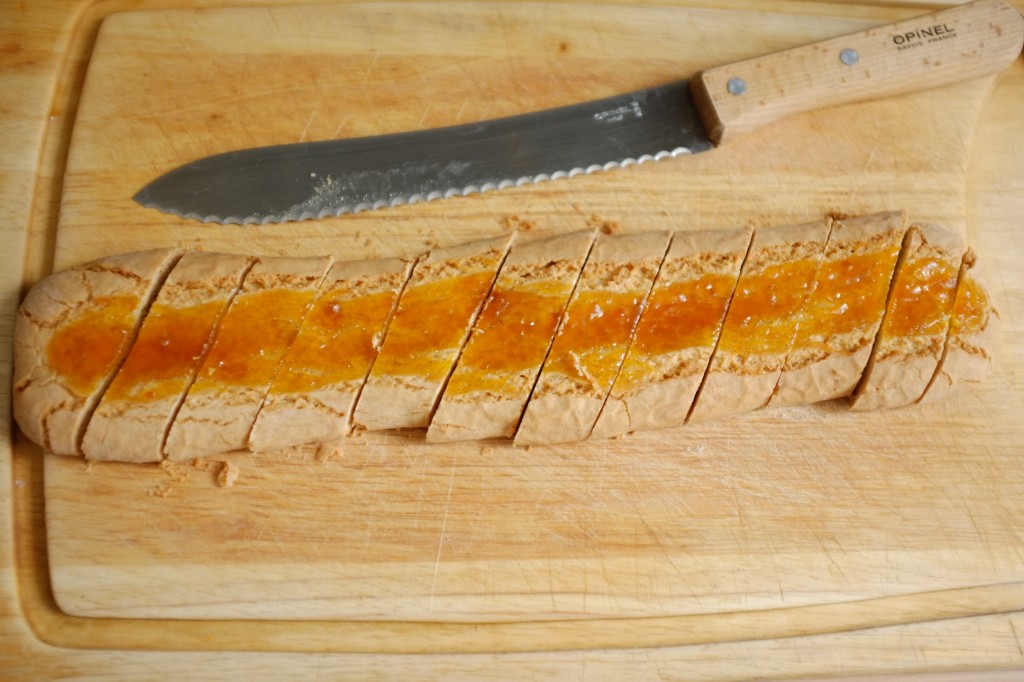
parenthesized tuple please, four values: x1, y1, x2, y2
(892, 23, 957, 51)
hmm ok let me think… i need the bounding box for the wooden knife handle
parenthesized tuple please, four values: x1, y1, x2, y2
(691, 0, 1024, 144)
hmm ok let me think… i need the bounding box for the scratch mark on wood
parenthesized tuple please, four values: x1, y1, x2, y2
(429, 450, 458, 608)
(1009, 617, 1024, 658)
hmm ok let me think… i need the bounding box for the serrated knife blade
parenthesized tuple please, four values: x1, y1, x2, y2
(134, 82, 710, 225)
(134, 1, 1023, 225)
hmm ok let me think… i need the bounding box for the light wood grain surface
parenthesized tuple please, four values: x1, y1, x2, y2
(3, 0, 1024, 679)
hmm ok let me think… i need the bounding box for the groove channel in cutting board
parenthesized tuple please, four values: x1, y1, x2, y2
(40, 1, 1023, 629)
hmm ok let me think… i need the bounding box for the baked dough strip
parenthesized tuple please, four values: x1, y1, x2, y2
(164, 255, 334, 460)
(81, 252, 256, 462)
(427, 229, 597, 443)
(688, 218, 833, 423)
(12, 248, 184, 456)
(12, 215, 1001, 461)
(247, 256, 416, 453)
(515, 230, 672, 446)
(352, 234, 515, 432)
(852, 224, 966, 411)
(591, 227, 753, 440)
(918, 247, 1002, 404)
(768, 211, 910, 407)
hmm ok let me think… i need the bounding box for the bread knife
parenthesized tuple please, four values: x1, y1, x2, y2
(133, 0, 1024, 224)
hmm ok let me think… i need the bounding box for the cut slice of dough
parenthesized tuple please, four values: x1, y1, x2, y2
(590, 227, 751, 440)
(352, 234, 514, 431)
(852, 224, 965, 411)
(248, 256, 413, 452)
(427, 230, 595, 443)
(919, 248, 1002, 403)
(81, 252, 253, 462)
(688, 219, 831, 423)
(515, 230, 672, 446)
(12, 248, 183, 456)
(164, 255, 333, 460)
(770, 211, 909, 406)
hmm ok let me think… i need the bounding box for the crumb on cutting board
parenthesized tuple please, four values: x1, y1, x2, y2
(316, 440, 344, 462)
(500, 214, 537, 232)
(217, 461, 240, 488)
(587, 214, 619, 234)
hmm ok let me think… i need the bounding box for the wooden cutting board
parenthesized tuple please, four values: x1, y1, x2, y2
(32, 0, 1024, 654)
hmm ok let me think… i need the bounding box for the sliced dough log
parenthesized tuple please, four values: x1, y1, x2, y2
(12, 248, 183, 456)
(688, 219, 831, 423)
(852, 224, 965, 411)
(352, 235, 513, 431)
(248, 256, 413, 453)
(770, 211, 909, 406)
(590, 227, 751, 440)
(12, 214, 1004, 462)
(81, 252, 253, 463)
(164, 256, 333, 460)
(919, 248, 1002, 403)
(427, 230, 595, 443)
(515, 230, 671, 446)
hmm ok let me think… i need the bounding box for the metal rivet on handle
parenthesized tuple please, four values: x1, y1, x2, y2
(839, 48, 859, 66)
(726, 77, 747, 96)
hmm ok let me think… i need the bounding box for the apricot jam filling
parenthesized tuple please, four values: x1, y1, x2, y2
(949, 273, 989, 337)
(272, 289, 397, 394)
(445, 282, 572, 396)
(632, 274, 736, 356)
(716, 259, 818, 357)
(190, 289, 315, 390)
(104, 301, 224, 403)
(47, 295, 139, 397)
(543, 289, 647, 392)
(790, 246, 901, 349)
(370, 271, 495, 382)
(611, 273, 735, 393)
(882, 257, 959, 338)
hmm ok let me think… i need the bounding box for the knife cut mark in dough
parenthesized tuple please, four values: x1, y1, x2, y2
(81, 252, 254, 463)
(163, 256, 333, 460)
(515, 230, 672, 446)
(427, 230, 596, 443)
(352, 234, 514, 431)
(591, 227, 752, 440)
(248, 256, 414, 453)
(12, 248, 184, 456)
(852, 224, 965, 411)
(769, 211, 909, 407)
(919, 247, 1001, 404)
(688, 219, 832, 423)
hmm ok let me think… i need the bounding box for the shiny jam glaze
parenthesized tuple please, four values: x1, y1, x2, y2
(612, 273, 735, 393)
(272, 289, 398, 393)
(883, 257, 959, 338)
(717, 259, 818, 356)
(104, 301, 223, 402)
(791, 247, 901, 347)
(191, 289, 316, 390)
(631, 274, 736, 355)
(445, 282, 572, 396)
(949, 273, 990, 337)
(46, 295, 139, 396)
(543, 289, 646, 392)
(370, 271, 495, 381)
